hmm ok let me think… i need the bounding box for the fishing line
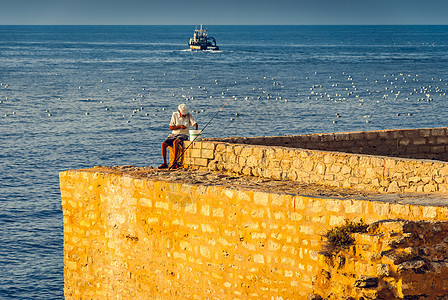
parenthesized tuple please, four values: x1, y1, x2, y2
(168, 98, 232, 170)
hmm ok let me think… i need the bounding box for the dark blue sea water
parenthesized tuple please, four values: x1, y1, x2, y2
(1, 25, 447, 299)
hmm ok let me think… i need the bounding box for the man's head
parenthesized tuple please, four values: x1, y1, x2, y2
(178, 103, 189, 117)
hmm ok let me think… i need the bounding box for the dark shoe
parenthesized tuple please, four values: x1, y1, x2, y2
(170, 162, 181, 170)
(158, 163, 168, 169)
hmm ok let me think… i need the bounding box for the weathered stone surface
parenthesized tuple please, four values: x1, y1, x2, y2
(397, 260, 427, 274)
(376, 263, 390, 277)
(315, 219, 448, 299)
(353, 276, 379, 288)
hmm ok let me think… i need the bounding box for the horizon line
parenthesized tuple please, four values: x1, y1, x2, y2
(1, 24, 448, 26)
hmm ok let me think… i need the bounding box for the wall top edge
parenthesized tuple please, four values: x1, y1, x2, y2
(59, 166, 448, 208)
(206, 127, 448, 141)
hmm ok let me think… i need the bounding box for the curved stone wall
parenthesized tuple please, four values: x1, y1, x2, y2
(184, 128, 448, 194)
(209, 127, 448, 161)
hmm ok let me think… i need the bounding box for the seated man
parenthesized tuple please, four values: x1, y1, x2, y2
(159, 103, 198, 169)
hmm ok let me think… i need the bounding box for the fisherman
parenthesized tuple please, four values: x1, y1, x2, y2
(159, 103, 198, 169)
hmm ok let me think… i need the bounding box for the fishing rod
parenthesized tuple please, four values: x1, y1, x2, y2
(168, 98, 232, 170)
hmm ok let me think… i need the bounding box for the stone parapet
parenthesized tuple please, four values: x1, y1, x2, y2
(184, 139, 448, 194)
(208, 127, 448, 161)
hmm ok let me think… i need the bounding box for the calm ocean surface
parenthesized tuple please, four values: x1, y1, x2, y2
(1, 25, 447, 298)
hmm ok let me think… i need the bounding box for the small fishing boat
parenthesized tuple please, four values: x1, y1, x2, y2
(188, 25, 219, 51)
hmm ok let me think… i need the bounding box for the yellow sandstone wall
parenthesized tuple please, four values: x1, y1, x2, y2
(60, 168, 448, 299)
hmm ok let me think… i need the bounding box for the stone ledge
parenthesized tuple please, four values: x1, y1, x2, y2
(72, 166, 448, 207)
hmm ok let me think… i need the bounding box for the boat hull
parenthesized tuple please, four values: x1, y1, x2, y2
(190, 44, 203, 50)
(189, 43, 219, 51)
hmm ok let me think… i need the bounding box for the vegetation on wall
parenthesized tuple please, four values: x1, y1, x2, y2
(322, 219, 368, 256)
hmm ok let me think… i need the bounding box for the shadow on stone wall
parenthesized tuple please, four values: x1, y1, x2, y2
(313, 220, 448, 299)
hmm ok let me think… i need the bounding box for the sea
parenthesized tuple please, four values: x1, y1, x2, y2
(0, 25, 447, 299)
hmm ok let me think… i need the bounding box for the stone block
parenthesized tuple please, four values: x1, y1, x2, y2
(419, 145, 431, 154)
(173, 252, 187, 260)
(310, 134, 322, 143)
(365, 167, 376, 179)
(201, 204, 210, 216)
(324, 174, 335, 182)
(303, 160, 314, 172)
(155, 201, 169, 210)
(341, 165, 351, 175)
(412, 138, 427, 146)
(398, 138, 411, 146)
(419, 128, 431, 137)
(334, 133, 351, 141)
(202, 149, 215, 159)
(270, 194, 284, 206)
(308, 199, 323, 213)
(423, 183, 437, 193)
(201, 142, 216, 150)
(318, 134, 333, 142)
(253, 254, 264, 264)
(343, 200, 364, 214)
(372, 203, 390, 217)
(315, 162, 325, 175)
(390, 130, 404, 139)
(194, 158, 208, 167)
(281, 159, 292, 169)
(299, 225, 313, 235)
(185, 202, 197, 214)
(432, 145, 446, 153)
(422, 206, 437, 219)
(246, 156, 259, 168)
(201, 224, 216, 233)
(364, 131, 378, 140)
(189, 148, 202, 158)
(292, 197, 306, 210)
(348, 132, 364, 141)
(287, 211, 303, 221)
(387, 181, 401, 193)
(324, 200, 341, 212)
(254, 192, 269, 206)
(431, 128, 446, 136)
(215, 143, 226, 152)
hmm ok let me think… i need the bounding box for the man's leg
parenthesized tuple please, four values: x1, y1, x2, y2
(172, 139, 181, 165)
(161, 142, 169, 166)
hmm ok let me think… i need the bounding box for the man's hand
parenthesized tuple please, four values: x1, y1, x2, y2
(169, 125, 187, 130)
